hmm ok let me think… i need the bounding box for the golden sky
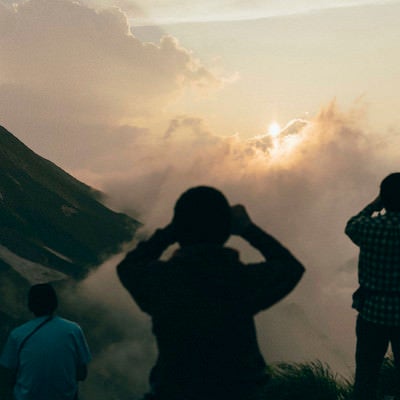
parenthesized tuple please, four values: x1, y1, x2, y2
(1, 0, 400, 373)
(1, 0, 399, 166)
(0, 0, 398, 241)
(133, 1, 400, 138)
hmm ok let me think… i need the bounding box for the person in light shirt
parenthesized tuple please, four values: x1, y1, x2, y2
(0, 283, 91, 400)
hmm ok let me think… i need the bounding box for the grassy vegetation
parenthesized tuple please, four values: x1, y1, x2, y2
(263, 357, 398, 400)
(1, 351, 398, 399)
(264, 360, 353, 400)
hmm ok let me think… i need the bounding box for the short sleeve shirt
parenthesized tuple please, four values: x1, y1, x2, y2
(0, 316, 91, 400)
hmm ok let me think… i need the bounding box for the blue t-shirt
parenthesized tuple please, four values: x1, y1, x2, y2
(0, 316, 91, 400)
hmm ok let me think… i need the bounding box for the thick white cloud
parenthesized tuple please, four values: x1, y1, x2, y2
(89, 100, 385, 262)
(0, 0, 219, 167)
(92, 100, 398, 377)
(1, 0, 399, 385)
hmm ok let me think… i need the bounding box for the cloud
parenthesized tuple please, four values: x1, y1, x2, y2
(82, 0, 144, 18)
(96, 100, 389, 261)
(85, 100, 397, 375)
(0, 0, 220, 167)
(1, 0, 399, 385)
(59, 253, 156, 400)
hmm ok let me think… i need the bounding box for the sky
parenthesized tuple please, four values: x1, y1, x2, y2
(92, 0, 399, 25)
(1, 0, 400, 381)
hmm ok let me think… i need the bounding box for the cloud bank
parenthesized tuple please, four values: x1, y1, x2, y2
(1, 0, 400, 394)
(89, 99, 397, 377)
(0, 0, 220, 168)
(68, 100, 398, 396)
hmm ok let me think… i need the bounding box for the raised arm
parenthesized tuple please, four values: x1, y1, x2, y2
(116, 224, 176, 312)
(231, 205, 305, 314)
(345, 196, 383, 246)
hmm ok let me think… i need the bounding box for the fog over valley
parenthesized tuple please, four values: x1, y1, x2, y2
(1, 0, 400, 398)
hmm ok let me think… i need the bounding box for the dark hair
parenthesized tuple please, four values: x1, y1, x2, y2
(173, 186, 231, 246)
(28, 283, 58, 316)
(380, 173, 400, 212)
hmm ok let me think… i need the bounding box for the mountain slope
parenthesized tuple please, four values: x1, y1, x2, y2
(0, 125, 139, 279)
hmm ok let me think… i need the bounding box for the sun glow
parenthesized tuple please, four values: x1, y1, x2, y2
(270, 133, 303, 157)
(264, 119, 310, 165)
(245, 118, 309, 168)
(268, 122, 281, 138)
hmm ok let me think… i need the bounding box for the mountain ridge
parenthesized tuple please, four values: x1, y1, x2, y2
(0, 124, 140, 279)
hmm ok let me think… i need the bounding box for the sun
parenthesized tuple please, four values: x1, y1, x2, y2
(268, 122, 281, 138)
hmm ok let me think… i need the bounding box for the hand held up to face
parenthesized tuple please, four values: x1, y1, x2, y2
(230, 204, 253, 236)
(370, 195, 383, 211)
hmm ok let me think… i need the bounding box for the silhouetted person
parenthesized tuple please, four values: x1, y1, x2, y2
(117, 186, 305, 400)
(345, 173, 400, 400)
(0, 283, 91, 400)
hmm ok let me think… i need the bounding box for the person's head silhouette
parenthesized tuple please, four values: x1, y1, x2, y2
(28, 283, 58, 317)
(173, 186, 231, 246)
(380, 172, 400, 212)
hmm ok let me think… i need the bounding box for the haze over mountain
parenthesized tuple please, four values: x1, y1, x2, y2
(0, 125, 139, 278)
(1, 2, 399, 396)
(0, 124, 139, 344)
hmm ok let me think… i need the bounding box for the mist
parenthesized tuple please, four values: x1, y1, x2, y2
(65, 100, 400, 400)
(1, 0, 400, 397)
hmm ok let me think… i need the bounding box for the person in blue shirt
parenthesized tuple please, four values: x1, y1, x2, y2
(0, 283, 91, 400)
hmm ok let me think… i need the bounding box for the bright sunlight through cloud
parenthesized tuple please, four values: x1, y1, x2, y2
(268, 122, 281, 138)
